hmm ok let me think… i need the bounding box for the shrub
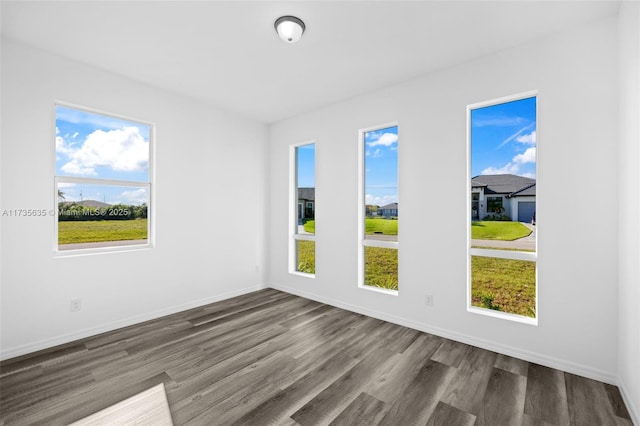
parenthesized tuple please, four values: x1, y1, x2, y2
(482, 214, 511, 221)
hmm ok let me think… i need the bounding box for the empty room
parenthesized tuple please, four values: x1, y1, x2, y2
(1, 1, 639, 425)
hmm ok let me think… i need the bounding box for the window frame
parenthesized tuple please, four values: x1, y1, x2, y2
(358, 122, 399, 295)
(289, 141, 316, 277)
(467, 91, 538, 325)
(53, 102, 155, 256)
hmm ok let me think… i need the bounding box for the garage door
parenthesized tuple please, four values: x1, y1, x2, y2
(518, 202, 536, 223)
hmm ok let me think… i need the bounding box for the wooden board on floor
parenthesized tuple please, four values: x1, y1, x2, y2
(68, 383, 173, 426)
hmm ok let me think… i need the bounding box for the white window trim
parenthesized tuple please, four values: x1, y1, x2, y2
(53, 102, 155, 256)
(289, 141, 316, 277)
(358, 122, 399, 293)
(466, 91, 538, 324)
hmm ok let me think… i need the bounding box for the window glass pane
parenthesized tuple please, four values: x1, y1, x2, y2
(57, 183, 148, 250)
(296, 240, 315, 274)
(470, 95, 537, 319)
(470, 96, 536, 236)
(364, 126, 398, 241)
(56, 106, 150, 182)
(296, 144, 315, 235)
(471, 256, 536, 317)
(364, 246, 398, 291)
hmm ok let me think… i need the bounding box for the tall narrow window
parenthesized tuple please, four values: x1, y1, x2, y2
(359, 124, 398, 292)
(55, 105, 152, 252)
(290, 142, 315, 275)
(469, 94, 537, 322)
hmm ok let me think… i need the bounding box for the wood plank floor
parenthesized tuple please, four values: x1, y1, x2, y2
(0, 289, 633, 425)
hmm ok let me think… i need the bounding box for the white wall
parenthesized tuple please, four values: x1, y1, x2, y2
(269, 17, 620, 383)
(0, 40, 269, 359)
(618, 2, 640, 423)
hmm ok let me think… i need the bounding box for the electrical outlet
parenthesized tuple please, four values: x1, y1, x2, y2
(70, 298, 82, 312)
(425, 294, 434, 307)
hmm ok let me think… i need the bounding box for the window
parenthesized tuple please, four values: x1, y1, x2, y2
(55, 104, 153, 253)
(468, 93, 537, 323)
(486, 197, 503, 214)
(290, 142, 315, 275)
(359, 124, 398, 292)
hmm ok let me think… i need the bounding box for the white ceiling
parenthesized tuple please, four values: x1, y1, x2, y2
(1, 1, 620, 123)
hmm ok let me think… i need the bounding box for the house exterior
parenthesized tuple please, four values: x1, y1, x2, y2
(471, 174, 535, 222)
(378, 202, 398, 218)
(365, 205, 379, 216)
(298, 187, 315, 220)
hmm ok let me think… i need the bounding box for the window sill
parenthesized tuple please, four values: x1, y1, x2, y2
(359, 284, 398, 296)
(55, 241, 152, 257)
(467, 306, 538, 325)
(289, 271, 315, 279)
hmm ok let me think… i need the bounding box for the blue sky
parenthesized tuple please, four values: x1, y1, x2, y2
(56, 106, 150, 205)
(365, 126, 398, 207)
(297, 143, 315, 188)
(471, 96, 536, 178)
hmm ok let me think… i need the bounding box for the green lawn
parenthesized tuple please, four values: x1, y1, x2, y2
(302, 220, 315, 233)
(365, 246, 398, 290)
(303, 219, 398, 235)
(365, 218, 397, 235)
(296, 240, 315, 274)
(58, 219, 148, 245)
(471, 221, 531, 240)
(471, 256, 536, 317)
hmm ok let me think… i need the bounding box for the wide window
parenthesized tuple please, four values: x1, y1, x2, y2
(359, 124, 398, 293)
(469, 94, 537, 323)
(290, 142, 315, 276)
(55, 105, 152, 252)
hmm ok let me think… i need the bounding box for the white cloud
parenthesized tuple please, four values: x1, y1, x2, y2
(496, 123, 535, 149)
(481, 164, 520, 175)
(513, 147, 536, 164)
(482, 147, 536, 176)
(365, 194, 398, 206)
(516, 131, 536, 145)
(59, 127, 148, 176)
(61, 162, 97, 176)
(473, 116, 527, 127)
(366, 148, 382, 158)
(367, 132, 398, 147)
(120, 188, 148, 205)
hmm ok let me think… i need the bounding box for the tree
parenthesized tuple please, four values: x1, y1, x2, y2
(57, 189, 66, 201)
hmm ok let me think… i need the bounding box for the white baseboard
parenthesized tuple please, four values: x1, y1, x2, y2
(269, 283, 619, 386)
(618, 381, 640, 426)
(0, 283, 268, 361)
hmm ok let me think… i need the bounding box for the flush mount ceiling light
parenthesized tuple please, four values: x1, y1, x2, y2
(274, 15, 305, 43)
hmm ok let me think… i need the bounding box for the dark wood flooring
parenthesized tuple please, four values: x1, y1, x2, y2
(0, 289, 633, 425)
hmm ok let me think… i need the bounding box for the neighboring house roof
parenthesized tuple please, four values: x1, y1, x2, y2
(298, 187, 315, 201)
(471, 179, 488, 188)
(471, 174, 536, 197)
(61, 199, 112, 208)
(380, 202, 398, 210)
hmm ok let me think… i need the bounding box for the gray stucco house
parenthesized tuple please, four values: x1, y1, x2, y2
(378, 202, 398, 218)
(471, 174, 536, 222)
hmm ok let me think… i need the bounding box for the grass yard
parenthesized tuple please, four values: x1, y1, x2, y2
(471, 221, 531, 240)
(365, 246, 398, 291)
(365, 218, 397, 235)
(58, 219, 148, 245)
(471, 256, 536, 317)
(296, 240, 315, 274)
(303, 219, 398, 236)
(302, 220, 315, 234)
